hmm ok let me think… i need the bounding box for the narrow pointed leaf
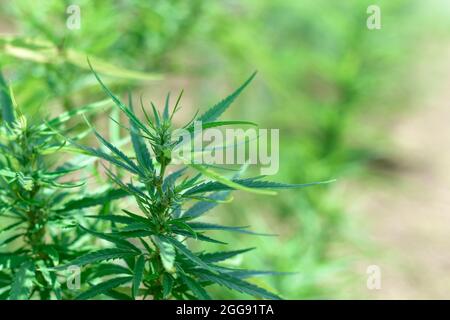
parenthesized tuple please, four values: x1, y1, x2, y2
(61, 248, 139, 268)
(58, 188, 129, 212)
(91, 126, 144, 177)
(197, 72, 257, 123)
(199, 248, 255, 263)
(9, 261, 34, 300)
(132, 255, 145, 299)
(0, 71, 15, 125)
(184, 178, 333, 196)
(183, 191, 230, 218)
(163, 92, 170, 120)
(180, 273, 211, 300)
(129, 95, 154, 172)
(153, 236, 176, 273)
(188, 164, 276, 195)
(162, 273, 174, 298)
(188, 222, 275, 236)
(76, 276, 132, 300)
(78, 225, 141, 252)
(163, 236, 213, 271)
(195, 271, 281, 300)
(186, 121, 257, 133)
(87, 59, 152, 136)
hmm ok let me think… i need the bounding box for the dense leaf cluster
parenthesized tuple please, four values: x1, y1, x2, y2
(0, 72, 118, 299)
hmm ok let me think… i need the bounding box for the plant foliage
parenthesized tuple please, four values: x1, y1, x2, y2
(56, 67, 326, 300)
(0, 71, 125, 299)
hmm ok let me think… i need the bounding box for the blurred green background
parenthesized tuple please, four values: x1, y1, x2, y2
(1, 0, 450, 299)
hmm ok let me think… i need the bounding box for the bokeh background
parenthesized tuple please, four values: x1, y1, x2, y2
(1, 0, 450, 299)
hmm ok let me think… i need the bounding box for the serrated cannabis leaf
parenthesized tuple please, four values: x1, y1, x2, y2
(9, 261, 34, 300)
(199, 248, 255, 263)
(132, 255, 145, 299)
(75, 276, 133, 300)
(180, 273, 211, 300)
(197, 72, 256, 123)
(195, 271, 281, 300)
(153, 236, 176, 273)
(60, 249, 139, 268)
(163, 237, 214, 272)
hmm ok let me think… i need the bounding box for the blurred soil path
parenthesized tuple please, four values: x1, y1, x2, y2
(354, 44, 450, 299)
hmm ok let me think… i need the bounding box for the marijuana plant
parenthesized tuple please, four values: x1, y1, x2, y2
(60, 65, 325, 300)
(0, 71, 121, 299)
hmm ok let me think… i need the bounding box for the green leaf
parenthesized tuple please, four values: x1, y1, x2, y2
(90, 125, 144, 177)
(9, 261, 34, 300)
(163, 92, 170, 120)
(0, 71, 15, 125)
(171, 229, 227, 245)
(109, 106, 121, 144)
(163, 168, 187, 191)
(68, 138, 140, 175)
(183, 191, 230, 219)
(184, 177, 333, 196)
(69, 51, 160, 81)
(186, 120, 257, 133)
(104, 289, 133, 300)
(0, 253, 27, 269)
(187, 165, 276, 195)
(119, 222, 153, 232)
(188, 222, 275, 236)
(75, 276, 133, 300)
(61, 248, 139, 268)
(42, 99, 111, 129)
(199, 248, 255, 263)
(85, 214, 139, 225)
(163, 237, 214, 271)
(153, 236, 176, 273)
(151, 102, 161, 126)
(122, 209, 151, 224)
(132, 255, 145, 299)
(58, 188, 129, 212)
(111, 230, 154, 239)
(0, 233, 23, 247)
(195, 270, 281, 300)
(0, 220, 24, 234)
(129, 94, 154, 173)
(168, 219, 197, 238)
(221, 269, 295, 279)
(162, 273, 174, 298)
(180, 273, 211, 300)
(41, 246, 60, 266)
(90, 263, 133, 279)
(0, 271, 11, 285)
(78, 224, 141, 252)
(87, 59, 152, 137)
(197, 72, 256, 123)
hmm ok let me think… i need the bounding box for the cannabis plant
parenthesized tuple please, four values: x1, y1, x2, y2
(60, 65, 325, 300)
(0, 71, 122, 299)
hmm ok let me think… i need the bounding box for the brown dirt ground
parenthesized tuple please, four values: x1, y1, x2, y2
(351, 43, 450, 299)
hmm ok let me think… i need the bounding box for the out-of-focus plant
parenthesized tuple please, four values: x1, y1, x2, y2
(0, 71, 128, 299)
(0, 0, 203, 111)
(179, 0, 421, 298)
